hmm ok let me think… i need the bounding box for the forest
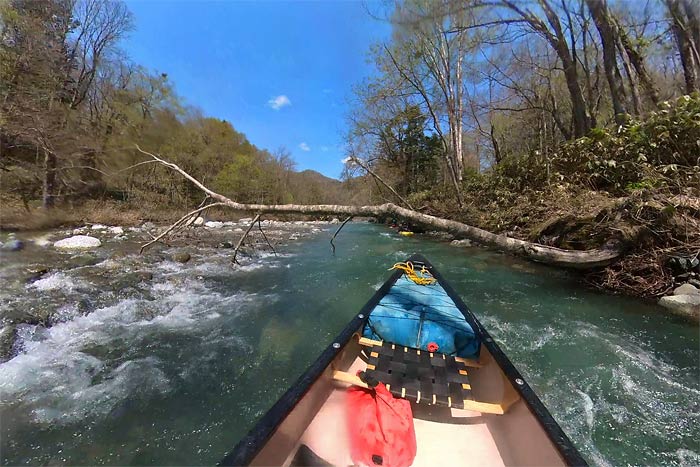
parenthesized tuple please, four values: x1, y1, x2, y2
(1, 0, 699, 298)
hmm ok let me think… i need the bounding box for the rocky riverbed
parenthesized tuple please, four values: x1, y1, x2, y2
(0, 219, 339, 362)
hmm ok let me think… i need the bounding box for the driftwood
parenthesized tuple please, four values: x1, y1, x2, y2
(135, 145, 624, 269)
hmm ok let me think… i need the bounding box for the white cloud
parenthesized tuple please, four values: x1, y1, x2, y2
(267, 95, 291, 110)
(299, 142, 311, 151)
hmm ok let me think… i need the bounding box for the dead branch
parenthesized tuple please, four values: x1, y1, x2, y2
(139, 201, 228, 253)
(257, 218, 277, 257)
(232, 214, 261, 264)
(349, 156, 414, 210)
(134, 146, 625, 269)
(331, 216, 353, 255)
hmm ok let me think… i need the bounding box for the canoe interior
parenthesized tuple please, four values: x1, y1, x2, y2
(220, 255, 584, 466)
(249, 334, 567, 467)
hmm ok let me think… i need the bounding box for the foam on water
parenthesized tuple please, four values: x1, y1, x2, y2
(28, 272, 83, 292)
(1, 270, 261, 427)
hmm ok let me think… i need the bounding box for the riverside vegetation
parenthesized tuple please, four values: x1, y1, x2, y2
(1, 0, 699, 317)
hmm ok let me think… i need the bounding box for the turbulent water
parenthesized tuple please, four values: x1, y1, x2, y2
(0, 223, 698, 466)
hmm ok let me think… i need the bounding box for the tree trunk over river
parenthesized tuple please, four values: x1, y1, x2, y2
(136, 146, 624, 270)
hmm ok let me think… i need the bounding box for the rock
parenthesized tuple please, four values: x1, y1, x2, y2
(689, 279, 700, 289)
(673, 283, 699, 296)
(54, 235, 101, 250)
(218, 241, 235, 249)
(142, 222, 156, 230)
(451, 239, 472, 247)
(30, 234, 53, 247)
(0, 325, 18, 363)
(68, 254, 100, 268)
(25, 265, 49, 283)
(137, 271, 153, 281)
(239, 217, 253, 224)
(658, 295, 700, 322)
(172, 252, 191, 263)
(193, 217, 205, 226)
(330, 218, 340, 224)
(90, 224, 107, 230)
(2, 239, 25, 251)
(205, 221, 224, 228)
(108, 226, 124, 235)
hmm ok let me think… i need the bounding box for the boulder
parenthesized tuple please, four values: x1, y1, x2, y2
(330, 218, 340, 224)
(90, 224, 107, 230)
(659, 295, 700, 323)
(673, 283, 699, 296)
(108, 226, 124, 235)
(172, 252, 191, 263)
(205, 221, 224, 228)
(54, 235, 102, 250)
(1, 239, 25, 251)
(193, 217, 205, 226)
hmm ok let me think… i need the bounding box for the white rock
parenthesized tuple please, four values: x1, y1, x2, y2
(193, 217, 205, 226)
(90, 224, 107, 230)
(205, 221, 224, 228)
(659, 294, 700, 322)
(239, 218, 253, 224)
(673, 283, 699, 296)
(330, 218, 340, 224)
(233, 228, 244, 233)
(108, 226, 124, 235)
(54, 235, 102, 250)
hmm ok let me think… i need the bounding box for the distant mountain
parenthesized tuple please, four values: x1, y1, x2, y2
(287, 169, 346, 204)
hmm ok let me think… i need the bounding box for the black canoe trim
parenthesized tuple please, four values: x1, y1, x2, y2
(409, 254, 587, 467)
(218, 267, 405, 466)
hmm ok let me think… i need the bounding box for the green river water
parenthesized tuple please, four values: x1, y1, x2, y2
(0, 222, 698, 465)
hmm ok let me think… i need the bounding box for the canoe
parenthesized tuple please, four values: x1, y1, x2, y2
(219, 254, 586, 466)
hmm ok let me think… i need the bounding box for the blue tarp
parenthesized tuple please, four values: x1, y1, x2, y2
(363, 275, 480, 359)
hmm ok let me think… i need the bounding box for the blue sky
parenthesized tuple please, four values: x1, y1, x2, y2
(123, 1, 391, 179)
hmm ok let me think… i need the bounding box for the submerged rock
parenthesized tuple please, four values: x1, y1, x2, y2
(172, 252, 191, 263)
(451, 239, 473, 247)
(659, 294, 700, 323)
(25, 265, 50, 283)
(0, 325, 18, 363)
(2, 239, 25, 252)
(54, 235, 102, 250)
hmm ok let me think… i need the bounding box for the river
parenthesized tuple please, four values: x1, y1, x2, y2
(0, 222, 698, 466)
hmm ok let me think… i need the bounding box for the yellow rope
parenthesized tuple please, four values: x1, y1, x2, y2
(389, 261, 436, 285)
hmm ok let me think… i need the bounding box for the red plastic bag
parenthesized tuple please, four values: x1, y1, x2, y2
(346, 382, 417, 467)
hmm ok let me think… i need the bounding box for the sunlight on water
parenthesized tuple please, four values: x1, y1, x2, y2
(0, 223, 698, 465)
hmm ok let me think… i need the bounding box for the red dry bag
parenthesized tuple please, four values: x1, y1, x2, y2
(346, 382, 417, 467)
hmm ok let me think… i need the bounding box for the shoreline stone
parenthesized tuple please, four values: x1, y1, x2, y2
(54, 235, 102, 250)
(659, 294, 700, 323)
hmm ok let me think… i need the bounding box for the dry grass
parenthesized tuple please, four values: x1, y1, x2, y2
(0, 197, 180, 231)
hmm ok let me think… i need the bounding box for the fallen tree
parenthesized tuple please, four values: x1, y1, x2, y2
(135, 146, 624, 269)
